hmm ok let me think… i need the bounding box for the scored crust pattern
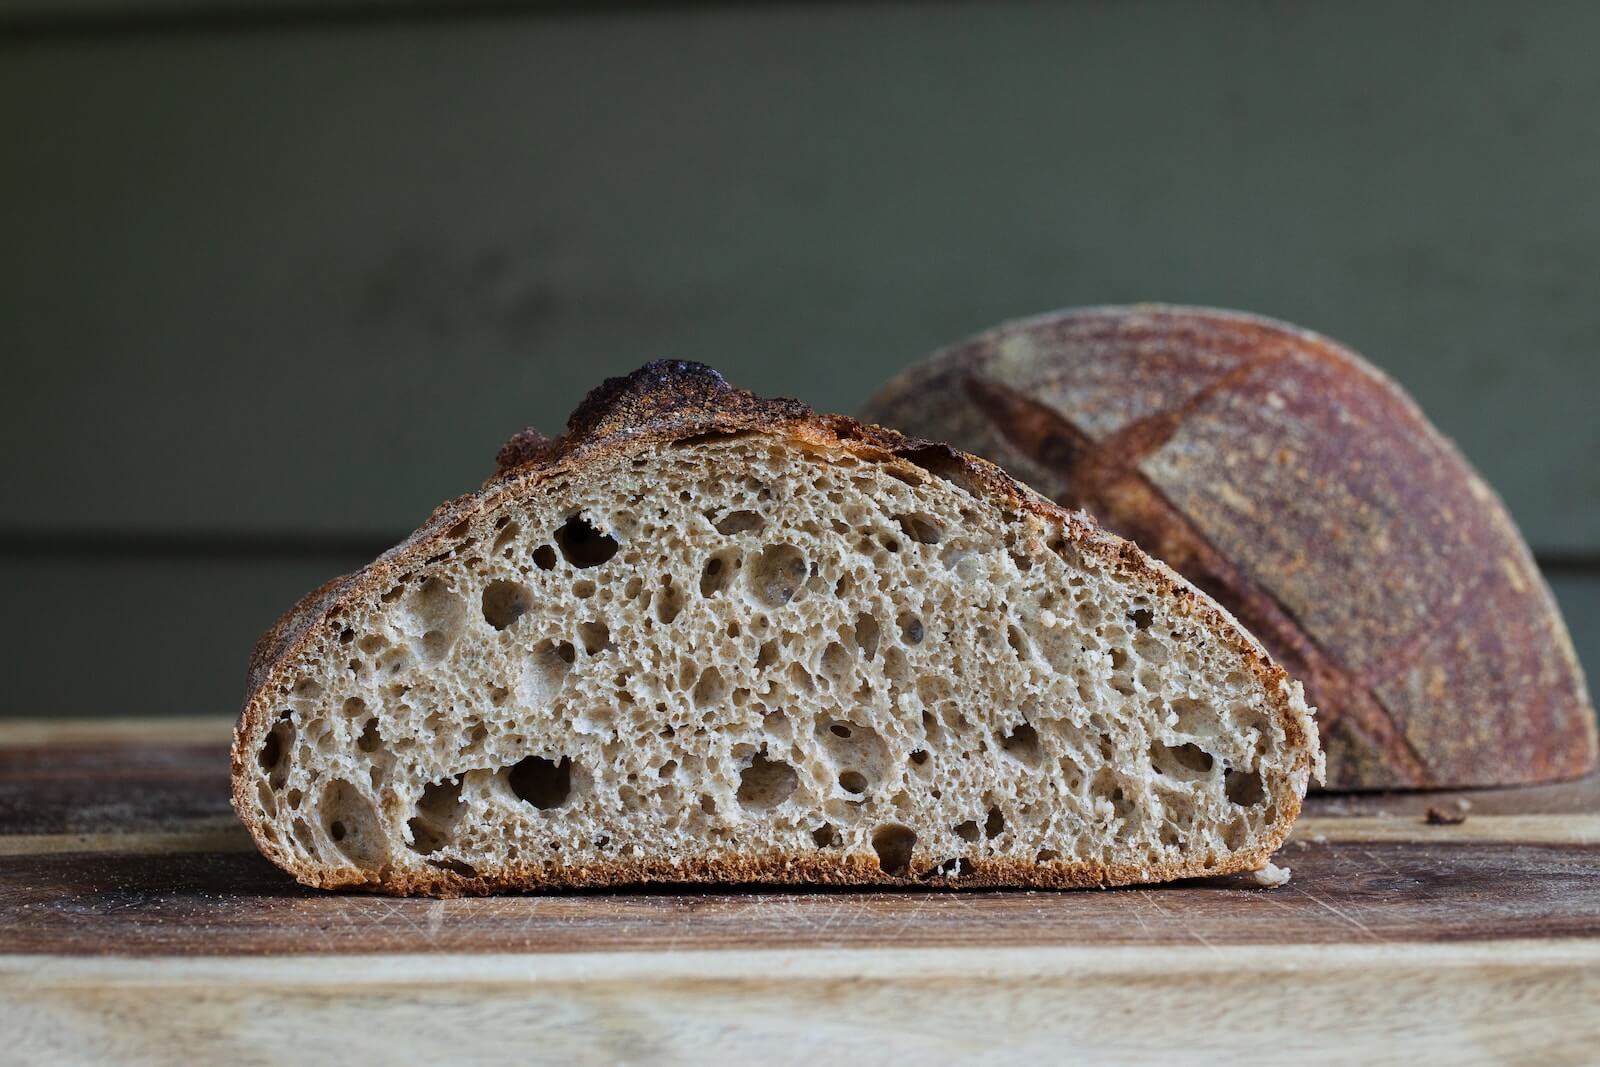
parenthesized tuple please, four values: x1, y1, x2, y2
(862, 306, 1597, 789)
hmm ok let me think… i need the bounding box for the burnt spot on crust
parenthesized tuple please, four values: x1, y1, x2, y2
(494, 427, 555, 474)
(564, 361, 813, 450)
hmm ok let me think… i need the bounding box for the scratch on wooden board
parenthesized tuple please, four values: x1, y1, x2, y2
(1358, 847, 1405, 878)
(1138, 889, 1221, 956)
(893, 894, 936, 938)
(1296, 886, 1386, 943)
(1113, 890, 1157, 939)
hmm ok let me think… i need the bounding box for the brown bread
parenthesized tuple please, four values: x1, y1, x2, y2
(862, 305, 1596, 789)
(233, 361, 1319, 894)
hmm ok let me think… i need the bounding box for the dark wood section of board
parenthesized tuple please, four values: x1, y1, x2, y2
(5, 840, 1598, 956)
(3, 729, 1598, 957)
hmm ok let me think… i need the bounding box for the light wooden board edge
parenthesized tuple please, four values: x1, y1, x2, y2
(5, 943, 1599, 1067)
(0, 716, 235, 747)
(5, 814, 1595, 858)
(7, 940, 1599, 985)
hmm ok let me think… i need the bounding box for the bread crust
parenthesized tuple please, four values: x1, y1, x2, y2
(862, 305, 1598, 790)
(233, 360, 1317, 895)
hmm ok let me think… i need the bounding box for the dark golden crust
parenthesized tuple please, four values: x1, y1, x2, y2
(290, 805, 1302, 897)
(233, 360, 1314, 895)
(862, 304, 1598, 790)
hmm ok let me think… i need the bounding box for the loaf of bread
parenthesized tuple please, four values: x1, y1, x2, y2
(233, 361, 1320, 894)
(862, 305, 1597, 789)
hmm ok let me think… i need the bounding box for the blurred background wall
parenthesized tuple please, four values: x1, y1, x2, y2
(1, 0, 1595, 717)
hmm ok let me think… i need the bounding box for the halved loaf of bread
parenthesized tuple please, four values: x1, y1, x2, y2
(232, 362, 1321, 895)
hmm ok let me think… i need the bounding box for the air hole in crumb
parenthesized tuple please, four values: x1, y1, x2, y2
(699, 549, 740, 597)
(407, 776, 464, 855)
(573, 579, 596, 599)
(405, 578, 467, 663)
(984, 806, 1005, 839)
(871, 824, 917, 877)
(839, 770, 868, 795)
(750, 544, 807, 608)
(339, 627, 354, 645)
(578, 620, 612, 655)
(692, 666, 728, 709)
(658, 760, 677, 779)
(830, 723, 852, 739)
(656, 577, 685, 624)
(699, 794, 716, 815)
(554, 515, 618, 568)
(520, 638, 576, 706)
(812, 824, 840, 848)
(1037, 849, 1061, 862)
(508, 755, 574, 809)
(356, 718, 382, 753)
(998, 722, 1042, 769)
(258, 729, 284, 772)
(320, 779, 387, 865)
(714, 509, 765, 535)
(1129, 608, 1154, 630)
(895, 513, 944, 544)
(954, 819, 980, 843)
(854, 614, 880, 659)
(532, 545, 557, 570)
(737, 750, 798, 811)
(909, 749, 929, 768)
(262, 720, 294, 787)
(430, 858, 479, 879)
(481, 580, 533, 630)
(1151, 741, 1215, 778)
(1226, 769, 1266, 807)
(898, 613, 924, 645)
(492, 521, 520, 555)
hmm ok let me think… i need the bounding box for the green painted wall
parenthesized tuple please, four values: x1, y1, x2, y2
(1, 0, 1596, 716)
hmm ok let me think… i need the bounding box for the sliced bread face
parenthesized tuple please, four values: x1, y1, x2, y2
(233, 362, 1320, 895)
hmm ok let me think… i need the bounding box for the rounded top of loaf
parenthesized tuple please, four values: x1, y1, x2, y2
(862, 304, 1597, 790)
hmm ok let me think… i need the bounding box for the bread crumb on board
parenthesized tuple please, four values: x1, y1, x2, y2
(1425, 805, 1468, 826)
(1250, 862, 1291, 888)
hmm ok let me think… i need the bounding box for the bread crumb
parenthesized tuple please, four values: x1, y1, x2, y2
(1250, 862, 1291, 888)
(1039, 609, 1060, 629)
(1425, 806, 1467, 826)
(1455, 797, 1472, 812)
(1291, 839, 1310, 851)
(1310, 832, 1328, 844)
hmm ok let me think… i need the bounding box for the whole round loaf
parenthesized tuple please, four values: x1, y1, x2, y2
(862, 305, 1596, 789)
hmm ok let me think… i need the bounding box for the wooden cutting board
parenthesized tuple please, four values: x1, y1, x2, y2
(3, 718, 1597, 1065)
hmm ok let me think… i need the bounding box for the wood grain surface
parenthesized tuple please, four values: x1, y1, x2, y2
(3, 718, 1598, 1065)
